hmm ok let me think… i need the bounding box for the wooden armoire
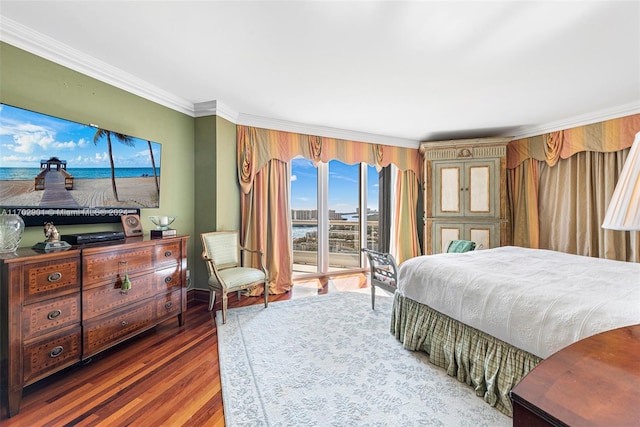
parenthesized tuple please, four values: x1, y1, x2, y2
(420, 137, 512, 254)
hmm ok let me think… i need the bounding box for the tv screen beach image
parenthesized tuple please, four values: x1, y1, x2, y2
(0, 104, 162, 209)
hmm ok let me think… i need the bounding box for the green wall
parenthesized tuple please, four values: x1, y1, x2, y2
(0, 42, 197, 276)
(193, 115, 240, 290)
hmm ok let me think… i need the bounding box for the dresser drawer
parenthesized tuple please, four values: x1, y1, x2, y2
(23, 327, 82, 386)
(154, 241, 181, 267)
(156, 290, 182, 319)
(82, 272, 154, 320)
(83, 300, 155, 357)
(83, 246, 154, 285)
(23, 294, 81, 340)
(2, 236, 189, 418)
(23, 256, 80, 302)
(154, 265, 181, 291)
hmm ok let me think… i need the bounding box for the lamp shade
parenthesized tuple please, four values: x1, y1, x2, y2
(602, 132, 640, 230)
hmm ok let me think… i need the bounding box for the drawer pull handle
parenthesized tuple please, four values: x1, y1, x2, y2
(164, 276, 172, 284)
(164, 301, 173, 309)
(47, 309, 62, 320)
(164, 251, 172, 257)
(48, 272, 62, 282)
(49, 346, 64, 358)
(121, 320, 128, 327)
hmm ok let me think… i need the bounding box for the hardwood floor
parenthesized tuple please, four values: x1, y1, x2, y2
(1, 273, 368, 426)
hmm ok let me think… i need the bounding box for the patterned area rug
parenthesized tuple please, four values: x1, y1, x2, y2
(216, 291, 510, 426)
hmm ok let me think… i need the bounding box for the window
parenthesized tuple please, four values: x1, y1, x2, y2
(290, 159, 381, 276)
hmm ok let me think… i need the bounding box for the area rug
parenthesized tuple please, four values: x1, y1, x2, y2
(216, 291, 510, 426)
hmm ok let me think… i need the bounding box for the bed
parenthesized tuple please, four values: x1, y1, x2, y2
(390, 246, 640, 416)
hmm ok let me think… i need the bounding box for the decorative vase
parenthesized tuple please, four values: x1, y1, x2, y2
(0, 213, 25, 253)
(149, 215, 176, 231)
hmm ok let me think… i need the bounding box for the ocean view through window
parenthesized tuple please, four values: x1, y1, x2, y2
(291, 159, 379, 274)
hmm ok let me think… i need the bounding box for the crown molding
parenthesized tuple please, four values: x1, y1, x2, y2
(194, 100, 239, 123)
(2, 15, 637, 147)
(510, 101, 640, 139)
(0, 16, 419, 148)
(235, 113, 420, 148)
(194, 102, 420, 148)
(0, 16, 195, 116)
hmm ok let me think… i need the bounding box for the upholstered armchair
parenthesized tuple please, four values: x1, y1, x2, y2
(201, 231, 269, 324)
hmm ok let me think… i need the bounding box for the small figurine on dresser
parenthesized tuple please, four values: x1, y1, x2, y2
(32, 222, 71, 251)
(44, 222, 60, 242)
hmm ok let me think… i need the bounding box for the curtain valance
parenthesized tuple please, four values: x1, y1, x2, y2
(507, 114, 640, 169)
(238, 125, 421, 193)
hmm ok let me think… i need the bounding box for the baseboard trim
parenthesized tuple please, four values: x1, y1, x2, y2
(188, 288, 209, 305)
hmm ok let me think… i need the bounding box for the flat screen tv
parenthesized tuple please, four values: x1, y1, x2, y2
(0, 103, 162, 226)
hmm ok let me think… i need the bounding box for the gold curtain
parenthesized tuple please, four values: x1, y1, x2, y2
(240, 159, 293, 295)
(507, 115, 640, 169)
(538, 150, 639, 261)
(237, 125, 422, 194)
(393, 169, 422, 264)
(507, 159, 539, 248)
(238, 125, 421, 292)
(507, 114, 640, 261)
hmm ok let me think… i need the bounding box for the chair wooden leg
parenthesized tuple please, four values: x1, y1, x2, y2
(263, 281, 268, 308)
(222, 291, 228, 324)
(208, 288, 216, 311)
(371, 285, 376, 310)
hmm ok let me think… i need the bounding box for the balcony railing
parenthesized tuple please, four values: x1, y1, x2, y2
(292, 219, 379, 270)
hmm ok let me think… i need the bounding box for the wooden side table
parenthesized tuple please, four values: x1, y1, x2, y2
(510, 324, 640, 426)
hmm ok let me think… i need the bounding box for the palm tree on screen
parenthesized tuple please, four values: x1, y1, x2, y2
(147, 140, 160, 201)
(93, 129, 135, 202)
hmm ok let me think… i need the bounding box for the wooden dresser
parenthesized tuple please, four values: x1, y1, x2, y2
(511, 324, 640, 426)
(0, 235, 189, 417)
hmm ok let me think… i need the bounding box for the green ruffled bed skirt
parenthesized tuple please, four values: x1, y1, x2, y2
(391, 292, 542, 416)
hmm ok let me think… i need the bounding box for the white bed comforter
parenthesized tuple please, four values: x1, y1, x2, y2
(398, 246, 640, 358)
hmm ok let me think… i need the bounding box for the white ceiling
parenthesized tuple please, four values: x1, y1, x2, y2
(1, 1, 639, 148)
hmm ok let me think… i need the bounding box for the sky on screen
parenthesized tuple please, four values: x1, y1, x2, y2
(0, 104, 160, 169)
(1, 104, 377, 213)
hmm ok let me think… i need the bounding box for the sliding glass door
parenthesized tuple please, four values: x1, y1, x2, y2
(290, 157, 319, 275)
(327, 160, 360, 270)
(291, 158, 379, 276)
(366, 164, 380, 252)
